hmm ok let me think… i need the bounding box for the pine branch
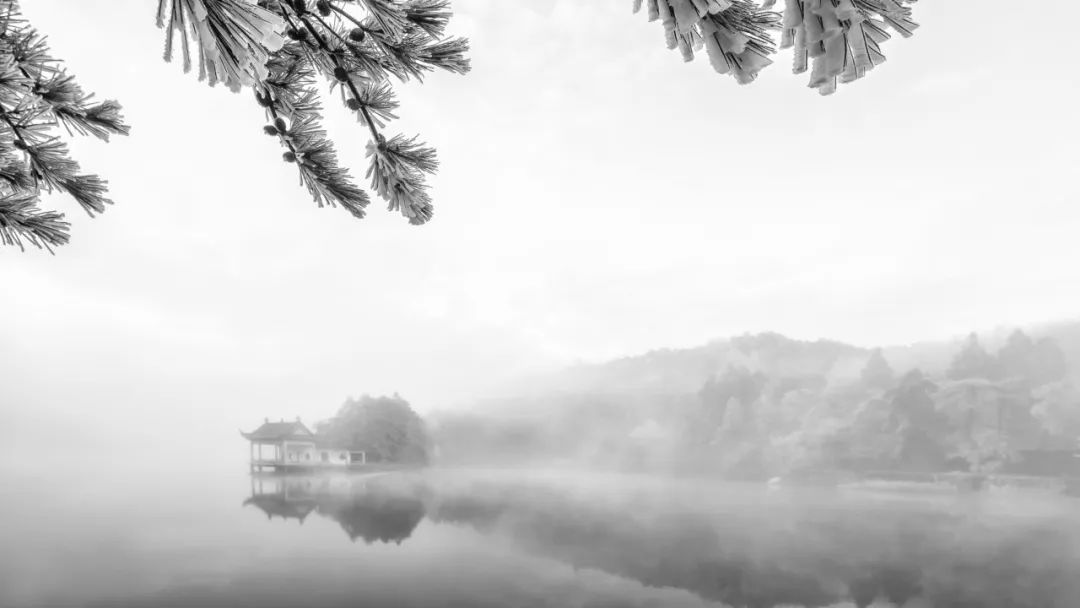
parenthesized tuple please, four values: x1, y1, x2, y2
(348, 80, 398, 126)
(381, 133, 438, 174)
(308, 11, 397, 81)
(356, 0, 410, 40)
(272, 1, 460, 223)
(0, 148, 32, 190)
(37, 74, 130, 140)
(770, 0, 918, 94)
(15, 135, 112, 216)
(259, 43, 370, 218)
(635, 0, 779, 84)
(417, 36, 469, 74)
(0, 191, 69, 252)
(0, 0, 128, 250)
(635, 0, 918, 94)
(158, 0, 469, 225)
(404, 0, 453, 39)
(365, 133, 436, 225)
(157, 0, 286, 91)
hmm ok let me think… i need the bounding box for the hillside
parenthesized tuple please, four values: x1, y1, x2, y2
(432, 320, 1080, 477)
(473, 321, 1080, 405)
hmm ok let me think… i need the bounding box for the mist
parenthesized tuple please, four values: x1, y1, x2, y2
(5, 0, 1080, 606)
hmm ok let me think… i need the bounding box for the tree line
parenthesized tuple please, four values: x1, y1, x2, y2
(430, 329, 1080, 479)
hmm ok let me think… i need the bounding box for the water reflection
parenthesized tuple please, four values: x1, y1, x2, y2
(242, 471, 1080, 608)
(244, 474, 426, 544)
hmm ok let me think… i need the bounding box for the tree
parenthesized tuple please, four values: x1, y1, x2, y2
(829, 394, 897, 468)
(1031, 381, 1080, 447)
(1030, 336, 1069, 386)
(0, 1, 130, 251)
(316, 476, 427, 543)
(996, 329, 1036, 381)
(859, 348, 895, 391)
(718, 396, 751, 436)
(936, 378, 1021, 473)
(1, 0, 469, 251)
(635, 0, 918, 94)
(698, 365, 765, 428)
(828, 369, 948, 472)
(992, 329, 1068, 386)
(317, 393, 431, 463)
(4, 0, 924, 251)
(887, 369, 948, 471)
(764, 386, 847, 474)
(158, 0, 470, 225)
(947, 333, 996, 381)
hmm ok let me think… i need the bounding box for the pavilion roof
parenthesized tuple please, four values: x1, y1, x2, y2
(241, 419, 315, 441)
(243, 494, 317, 521)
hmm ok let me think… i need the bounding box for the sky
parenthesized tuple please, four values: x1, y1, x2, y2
(2, 0, 1080, 463)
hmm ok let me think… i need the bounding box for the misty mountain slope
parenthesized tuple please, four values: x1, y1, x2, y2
(499, 333, 871, 401)
(1033, 319, 1080, 381)
(433, 321, 1080, 475)
(497, 321, 1080, 405)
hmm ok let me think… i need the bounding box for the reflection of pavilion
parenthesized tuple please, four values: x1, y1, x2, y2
(243, 493, 318, 522)
(243, 473, 427, 544)
(243, 474, 326, 523)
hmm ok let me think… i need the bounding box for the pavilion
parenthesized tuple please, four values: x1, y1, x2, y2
(241, 418, 366, 472)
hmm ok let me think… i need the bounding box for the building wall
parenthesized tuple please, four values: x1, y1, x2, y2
(282, 441, 317, 465)
(316, 448, 350, 467)
(280, 442, 350, 467)
(250, 440, 357, 467)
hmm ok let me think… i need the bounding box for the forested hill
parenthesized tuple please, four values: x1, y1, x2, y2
(431, 321, 1080, 477)
(505, 333, 871, 399)
(473, 322, 1080, 403)
(1035, 319, 1080, 378)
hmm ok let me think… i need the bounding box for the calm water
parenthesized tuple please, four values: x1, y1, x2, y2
(3, 468, 1080, 608)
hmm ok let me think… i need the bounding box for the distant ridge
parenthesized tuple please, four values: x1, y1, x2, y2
(484, 320, 1080, 408)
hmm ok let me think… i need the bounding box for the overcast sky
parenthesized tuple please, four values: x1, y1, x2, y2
(3, 1, 1079, 459)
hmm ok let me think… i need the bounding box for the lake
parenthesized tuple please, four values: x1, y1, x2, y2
(2, 468, 1079, 608)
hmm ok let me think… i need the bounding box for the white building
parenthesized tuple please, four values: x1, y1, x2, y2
(241, 418, 367, 472)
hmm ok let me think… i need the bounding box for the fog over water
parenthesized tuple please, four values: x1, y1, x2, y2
(4, 468, 1080, 608)
(4, 1, 1080, 607)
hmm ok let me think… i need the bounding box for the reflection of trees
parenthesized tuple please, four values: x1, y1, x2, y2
(242, 472, 1080, 607)
(426, 476, 1080, 608)
(243, 474, 426, 545)
(317, 487, 425, 544)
